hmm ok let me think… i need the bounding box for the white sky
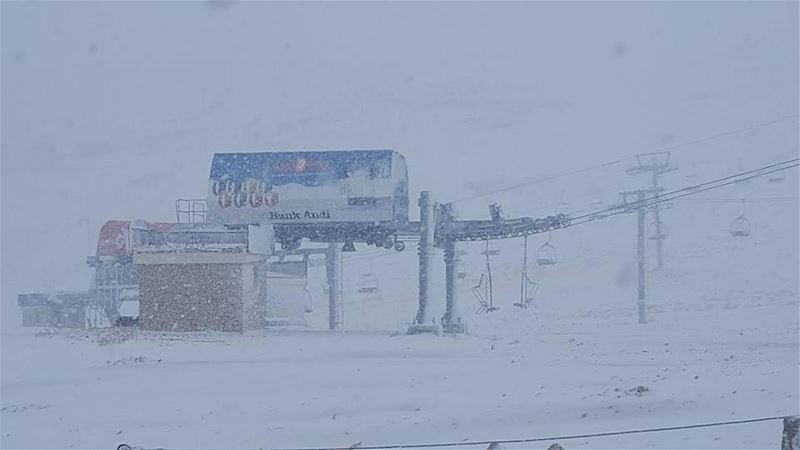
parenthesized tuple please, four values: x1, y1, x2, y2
(1, 1, 798, 327)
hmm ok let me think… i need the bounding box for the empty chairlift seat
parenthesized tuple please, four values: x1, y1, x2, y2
(357, 273, 380, 294)
(536, 242, 557, 266)
(729, 216, 751, 237)
(729, 199, 752, 237)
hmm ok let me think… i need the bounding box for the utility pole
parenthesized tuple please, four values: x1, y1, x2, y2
(627, 152, 676, 270)
(636, 191, 646, 324)
(620, 189, 661, 324)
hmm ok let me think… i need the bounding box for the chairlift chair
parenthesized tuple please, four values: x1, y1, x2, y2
(556, 189, 570, 210)
(357, 273, 380, 294)
(472, 241, 499, 313)
(767, 175, 785, 183)
(730, 216, 751, 237)
(514, 274, 540, 309)
(471, 274, 499, 314)
(515, 234, 540, 309)
(482, 241, 501, 256)
(536, 240, 557, 266)
(729, 199, 752, 237)
(357, 258, 380, 294)
(649, 220, 667, 240)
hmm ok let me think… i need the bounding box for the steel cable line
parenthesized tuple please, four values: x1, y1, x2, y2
(569, 158, 799, 222)
(656, 114, 799, 153)
(672, 196, 798, 204)
(276, 415, 789, 450)
(568, 162, 799, 227)
(449, 157, 632, 204)
(449, 115, 798, 205)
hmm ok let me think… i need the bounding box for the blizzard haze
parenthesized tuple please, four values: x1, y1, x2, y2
(1, 1, 799, 449)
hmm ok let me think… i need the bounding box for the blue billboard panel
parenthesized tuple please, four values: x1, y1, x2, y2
(207, 150, 408, 225)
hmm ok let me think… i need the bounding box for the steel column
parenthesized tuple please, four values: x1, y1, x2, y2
(326, 242, 342, 330)
(637, 191, 647, 324)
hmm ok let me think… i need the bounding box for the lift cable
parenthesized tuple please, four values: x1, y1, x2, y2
(450, 156, 632, 204)
(450, 115, 798, 205)
(570, 157, 798, 222)
(568, 160, 799, 227)
(331, 158, 797, 257)
(656, 114, 798, 154)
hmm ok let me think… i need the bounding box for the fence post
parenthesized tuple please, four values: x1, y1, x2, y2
(783, 416, 799, 450)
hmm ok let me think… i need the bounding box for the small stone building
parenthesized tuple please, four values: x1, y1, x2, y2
(134, 251, 267, 332)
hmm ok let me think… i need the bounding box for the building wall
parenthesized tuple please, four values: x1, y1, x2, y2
(21, 304, 86, 329)
(138, 263, 244, 332)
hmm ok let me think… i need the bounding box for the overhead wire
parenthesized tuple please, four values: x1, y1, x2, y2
(568, 160, 799, 227)
(568, 158, 798, 222)
(449, 115, 798, 205)
(276, 415, 790, 450)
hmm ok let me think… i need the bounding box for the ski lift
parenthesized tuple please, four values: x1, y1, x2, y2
(729, 199, 751, 237)
(357, 259, 380, 295)
(649, 219, 667, 240)
(514, 234, 540, 309)
(302, 267, 314, 313)
(471, 274, 498, 313)
(683, 163, 699, 186)
(556, 189, 570, 210)
(357, 274, 380, 294)
(536, 232, 557, 266)
(481, 240, 500, 256)
(472, 241, 498, 313)
(767, 174, 785, 183)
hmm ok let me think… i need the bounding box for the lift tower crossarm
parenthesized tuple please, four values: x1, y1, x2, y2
(435, 204, 571, 244)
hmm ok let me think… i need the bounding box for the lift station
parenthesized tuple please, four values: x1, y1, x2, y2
(18, 149, 571, 334)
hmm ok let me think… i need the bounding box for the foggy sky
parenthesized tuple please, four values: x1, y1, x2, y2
(1, 1, 798, 328)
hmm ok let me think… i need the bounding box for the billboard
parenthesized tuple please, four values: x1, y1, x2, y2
(207, 150, 408, 225)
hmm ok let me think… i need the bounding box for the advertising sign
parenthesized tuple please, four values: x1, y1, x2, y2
(207, 150, 407, 225)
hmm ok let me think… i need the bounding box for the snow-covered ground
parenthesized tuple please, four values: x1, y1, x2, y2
(2, 170, 797, 449)
(2, 2, 798, 449)
(1, 299, 796, 449)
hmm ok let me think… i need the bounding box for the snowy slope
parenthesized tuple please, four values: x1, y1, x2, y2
(1, 2, 798, 449)
(2, 144, 797, 450)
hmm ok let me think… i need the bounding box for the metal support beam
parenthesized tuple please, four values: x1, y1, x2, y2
(325, 242, 342, 330)
(414, 191, 436, 328)
(636, 191, 647, 324)
(441, 204, 466, 334)
(784, 416, 800, 450)
(627, 152, 675, 271)
(652, 170, 664, 270)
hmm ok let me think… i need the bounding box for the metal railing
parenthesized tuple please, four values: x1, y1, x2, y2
(175, 199, 207, 224)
